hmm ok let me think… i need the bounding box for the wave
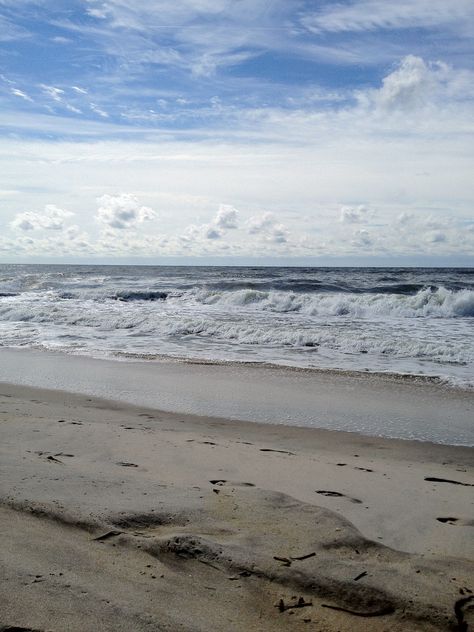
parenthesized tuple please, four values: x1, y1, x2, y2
(1, 285, 473, 320)
(163, 316, 472, 363)
(193, 286, 474, 318)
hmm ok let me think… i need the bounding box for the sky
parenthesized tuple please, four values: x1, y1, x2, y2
(0, 0, 473, 265)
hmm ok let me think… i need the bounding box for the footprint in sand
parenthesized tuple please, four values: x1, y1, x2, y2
(437, 517, 474, 526)
(316, 490, 362, 504)
(209, 479, 255, 487)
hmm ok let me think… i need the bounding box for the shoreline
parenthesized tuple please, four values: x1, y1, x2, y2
(0, 346, 473, 446)
(112, 350, 473, 390)
(0, 380, 473, 631)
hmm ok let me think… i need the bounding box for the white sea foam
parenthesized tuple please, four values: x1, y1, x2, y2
(0, 266, 473, 389)
(192, 286, 474, 318)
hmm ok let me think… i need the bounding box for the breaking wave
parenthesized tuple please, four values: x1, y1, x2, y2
(193, 286, 474, 318)
(0, 265, 473, 390)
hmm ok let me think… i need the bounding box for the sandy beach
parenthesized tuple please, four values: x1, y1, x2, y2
(1, 376, 473, 631)
(2, 0, 474, 623)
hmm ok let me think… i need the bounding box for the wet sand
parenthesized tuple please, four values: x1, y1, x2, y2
(0, 347, 473, 445)
(0, 381, 473, 631)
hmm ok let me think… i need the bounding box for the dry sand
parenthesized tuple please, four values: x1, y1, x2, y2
(0, 382, 473, 631)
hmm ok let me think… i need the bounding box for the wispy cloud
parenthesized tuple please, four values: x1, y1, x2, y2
(10, 88, 33, 102)
(301, 0, 474, 34)
(0, 1, 473, 262)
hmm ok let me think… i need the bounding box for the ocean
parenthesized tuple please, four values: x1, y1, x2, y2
(0, 264, 473, 389)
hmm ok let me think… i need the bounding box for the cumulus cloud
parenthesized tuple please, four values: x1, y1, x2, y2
(353, 54, 471, 116)
(340, 205, 372, 223)
(246, 211, 288, 243)
(397, 211, 413, 225)
(181, 204, 239, 242)
(246, 211, 274, 234)
(214, 204, 239, 229)
(10, 205, 74, 231)
(351, 228, 373, 247)
(96, 193, 157, 229)
(182, 223, 221, 242)
(374, 55, 435, 111)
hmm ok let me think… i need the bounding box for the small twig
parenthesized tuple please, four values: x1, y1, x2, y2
(321, 604, 395, 617)
(273, 556, 292, 566)
(425, 477, 473, 487)
(290, 552, 316, 561)
(46, 455, 63, 464)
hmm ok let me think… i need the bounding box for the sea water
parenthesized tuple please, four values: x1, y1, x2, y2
(0, 264, 473, 389)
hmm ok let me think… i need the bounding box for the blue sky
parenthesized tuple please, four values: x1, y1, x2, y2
(1, 0, 473, 263)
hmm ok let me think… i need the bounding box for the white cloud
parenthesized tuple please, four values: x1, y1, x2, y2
(86, 7, 109, 19)
(351, 228, 373, 247)
(0, 14, 29, 42)
(214, 204, 238, 229)
(246, 211, 288, 243)
(95, 193, 157, 229)
(182, 223, 221, 242)
(51, 36, 71, 44)
(246, 211, 274, 234)
(373, 55, 435, 111)
(10, 88, 33, 102)
(90, 103, 109, 118)
(397, 211, 413, 225)
(10, 205, 74, 231)
(350, 54, 473, 117)
(301, 0, 474, 34)
(75, 0, 298, 78)
(181, 204, 239, 242)
(340, 205, 372, 223)
(38, 83, 86, 114)
(40, 84, 65, 102)
(65, 104, 82, 114)
(1, 44, 473, 262)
